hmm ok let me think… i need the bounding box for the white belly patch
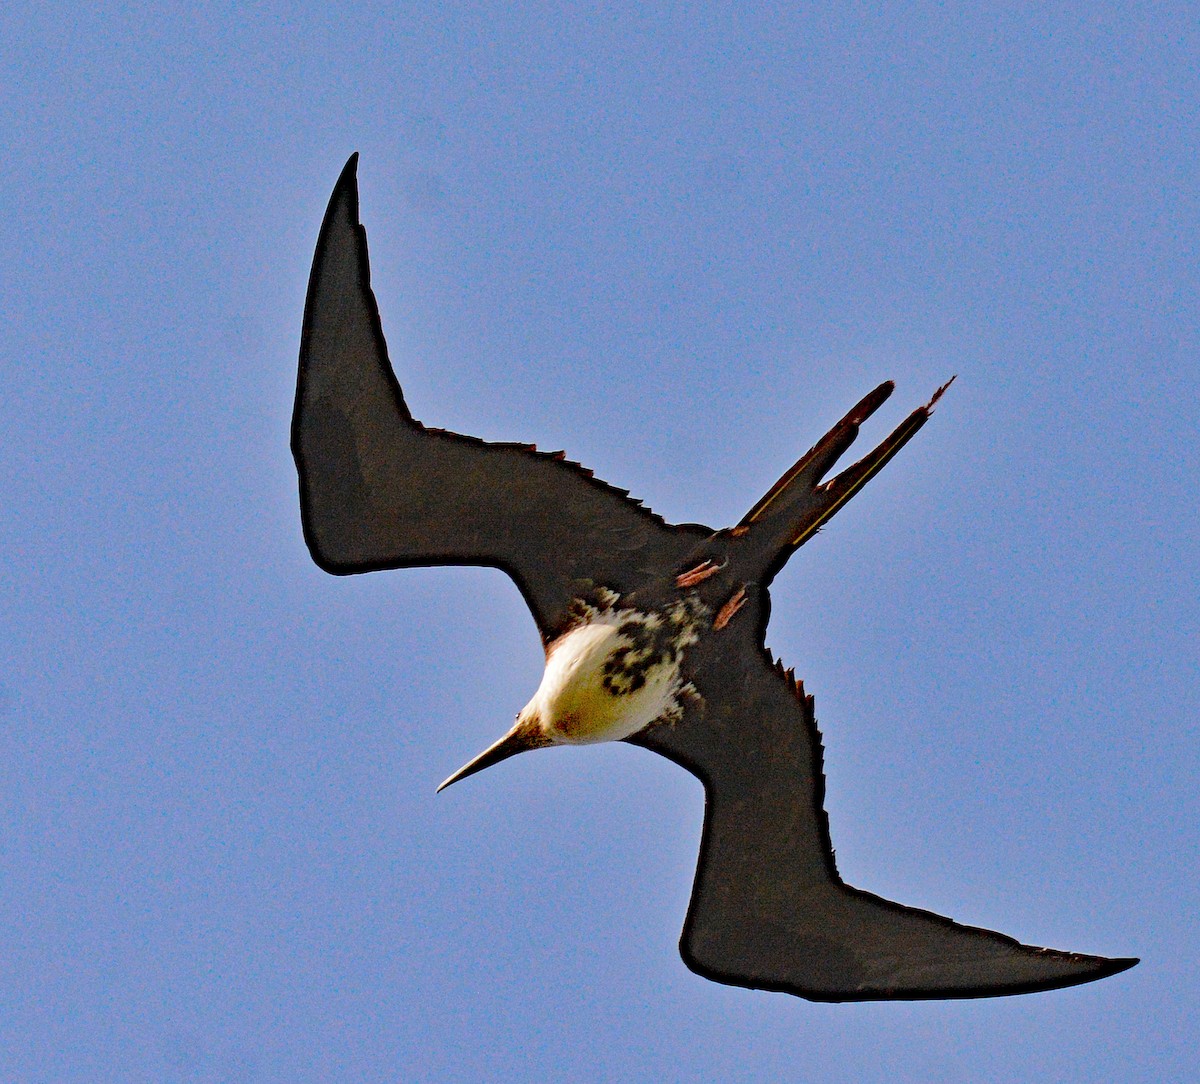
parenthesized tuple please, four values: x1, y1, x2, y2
(528, 599, 702, 744)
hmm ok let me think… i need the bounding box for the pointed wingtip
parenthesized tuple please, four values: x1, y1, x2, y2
(1008, 950, 1140, 997)
(1096, 955, 1140, 978)
(330, 154, 360, 209)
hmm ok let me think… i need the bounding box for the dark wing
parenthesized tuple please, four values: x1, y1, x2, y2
(293, 156, 707, 636)
(629, 634, 1137, 1001)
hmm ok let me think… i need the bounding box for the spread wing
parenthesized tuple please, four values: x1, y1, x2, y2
(629, 631, 1137, 1001)
(293, 156, 707, 636)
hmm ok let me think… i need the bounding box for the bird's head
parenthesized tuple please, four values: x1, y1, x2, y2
(435, 708, 551, 793)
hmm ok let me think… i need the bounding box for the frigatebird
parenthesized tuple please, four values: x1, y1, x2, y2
(292, 155, 1136, 1002)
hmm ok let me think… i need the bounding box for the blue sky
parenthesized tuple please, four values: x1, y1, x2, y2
(3, 4, 1195, 1080)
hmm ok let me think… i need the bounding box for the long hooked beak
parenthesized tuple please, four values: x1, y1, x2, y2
(436, 720, 547, 793)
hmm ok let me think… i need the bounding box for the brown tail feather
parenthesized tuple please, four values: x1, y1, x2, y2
(739, 381, 895, 527)
(740, 379, 954, 569)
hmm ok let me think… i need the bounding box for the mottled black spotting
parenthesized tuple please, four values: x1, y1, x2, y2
(596, 613, 691, 696)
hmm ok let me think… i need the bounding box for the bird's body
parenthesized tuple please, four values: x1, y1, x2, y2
(531, 615, 660, 744)
(439, 588, 707, 788)
(293, 154, 1136, 1002)
(530, 596, 700, 743)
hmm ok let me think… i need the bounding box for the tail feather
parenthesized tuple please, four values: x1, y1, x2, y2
(739, 381, 896, 527)
(740, 379, 954, 574)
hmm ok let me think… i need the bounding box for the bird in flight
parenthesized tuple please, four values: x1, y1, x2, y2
(292, 155, 1136, 1002)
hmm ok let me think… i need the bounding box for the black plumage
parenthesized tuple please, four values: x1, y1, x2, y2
(292, 155, 1136, 1002)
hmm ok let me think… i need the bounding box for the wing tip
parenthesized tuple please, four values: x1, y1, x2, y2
(336, 151, 360, 187)
(328, 153, 362, 228)
(1087, 954, 1140, 980)
(679, 946, 1139, 1003)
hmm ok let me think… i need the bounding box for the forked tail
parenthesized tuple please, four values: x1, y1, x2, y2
(738, 379, 954, 584)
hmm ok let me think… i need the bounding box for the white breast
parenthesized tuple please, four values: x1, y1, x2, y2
(526, 613, 683, 745)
